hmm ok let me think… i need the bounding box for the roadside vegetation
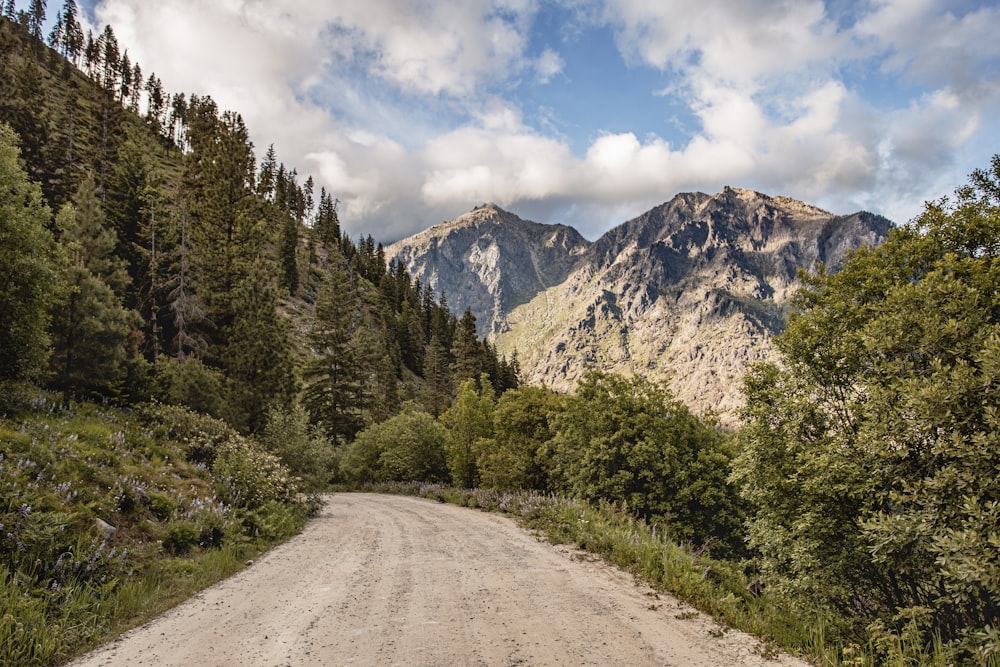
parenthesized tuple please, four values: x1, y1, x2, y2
(3, 7, 999, 665)
(0, 385, 314, 665)
(344, 157, 1000, 667)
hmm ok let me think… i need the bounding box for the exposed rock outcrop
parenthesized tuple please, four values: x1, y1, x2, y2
(387, 189, 891, 425)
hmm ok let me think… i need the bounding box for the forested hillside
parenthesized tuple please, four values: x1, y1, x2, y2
(0, 9, 518, 435)
(1, 7, 517, 663)
(3, 3, 1000, 666)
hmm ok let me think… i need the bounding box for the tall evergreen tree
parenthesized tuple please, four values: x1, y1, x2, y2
(279, 211, 298, 295)
(421, 334, 452, 417)
(315, 188, 340, 247)
(302, 253, 365, 441)
(224, 260, 294, 433)
(451, 309, 482, 383)
(104, 132, 153, 308)
(165, 201, 210, 361)
(59, 0, 83, 63)
(99, 24, 119, 93)
(183, 97, 261, 342)
(50, 174, 137, 398)
(257, 143, 276, 200)
(47, 10, 63, 50)
(27, 0, 45, 40)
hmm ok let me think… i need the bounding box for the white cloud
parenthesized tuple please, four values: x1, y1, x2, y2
(81, 0, 1000, 242)
(534, 48, 564, 83)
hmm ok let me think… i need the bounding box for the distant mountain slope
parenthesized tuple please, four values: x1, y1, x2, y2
(387, 188, 891, 424)
(386, 204, 590, 336)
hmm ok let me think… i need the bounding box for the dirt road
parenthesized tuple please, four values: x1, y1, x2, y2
(71, 494, 807, 666)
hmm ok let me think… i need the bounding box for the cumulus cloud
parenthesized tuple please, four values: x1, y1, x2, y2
(83, 0, 1000, 241)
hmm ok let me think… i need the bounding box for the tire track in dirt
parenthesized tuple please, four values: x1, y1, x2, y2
(70, 494, 809, 667)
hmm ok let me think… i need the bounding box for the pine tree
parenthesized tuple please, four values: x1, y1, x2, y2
(47, 10, 64, 50)
(257, 143, 276, 200)
(128, 63, 142, 113)
(104, 133, 153, 308)
(59, 0, 83, 63)
(50, 174, 137, 398)
(224, 260, 294, 433)
(118, 51, 131, 104)
(83, 29, 97, 77)
(302, 253, 365, 441)
(279, 211, 298, 295)
(27, 0, 45, 41)
(99, 24, 119, 93)
(166, 201, 210, 361)
(167, 92, 186, 148)
(183, 98, 261, 342)
(303, 175, 314, 221)
(315, 188, 340, 247)
(145, 73, 164, 132)
(421, 334, 451, 417)
(450, 309, 482, 383)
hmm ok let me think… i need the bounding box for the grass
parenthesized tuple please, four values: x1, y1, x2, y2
(0, 384, 311, 666)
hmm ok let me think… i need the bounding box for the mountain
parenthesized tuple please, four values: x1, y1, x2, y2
(387, 188, 891, 424)
(387, 204, 591, 336)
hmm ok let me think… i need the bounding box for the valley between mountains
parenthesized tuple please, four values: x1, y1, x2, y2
(70, 494, 808, 667)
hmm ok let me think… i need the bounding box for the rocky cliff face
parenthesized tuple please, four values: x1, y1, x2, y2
(386, 204, 590, 336)
(387, 189, 891, 425)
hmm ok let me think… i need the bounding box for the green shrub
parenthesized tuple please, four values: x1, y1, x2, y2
(260, 405, 338, 490)
(163, 521, 199, 555)
(342, 404, 448, 483)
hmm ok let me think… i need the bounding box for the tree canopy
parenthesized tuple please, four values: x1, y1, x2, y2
(0, 122, 61, 382)
(733, 156, 1000, 658)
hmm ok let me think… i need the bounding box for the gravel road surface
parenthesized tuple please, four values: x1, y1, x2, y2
(70, 493, 808, 666)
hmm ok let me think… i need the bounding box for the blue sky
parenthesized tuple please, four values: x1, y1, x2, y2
(55, 0, 1000, 241)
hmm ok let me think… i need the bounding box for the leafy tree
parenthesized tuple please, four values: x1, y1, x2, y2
(156, 356, 225, 418)
(552, 371, 742, 553)
(732, 156, 1000, 657)
(440, 376, 494, 488)
(260, 405, 337, 490)
(342, 404, 448, 483)
(0, 122, 61, 382)
(477, 386, 563, 490)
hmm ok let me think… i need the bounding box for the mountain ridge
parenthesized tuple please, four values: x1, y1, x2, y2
(387, 189, 891, 424)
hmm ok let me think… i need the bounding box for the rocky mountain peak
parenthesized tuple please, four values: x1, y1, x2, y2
(388, 191, 891, 425)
